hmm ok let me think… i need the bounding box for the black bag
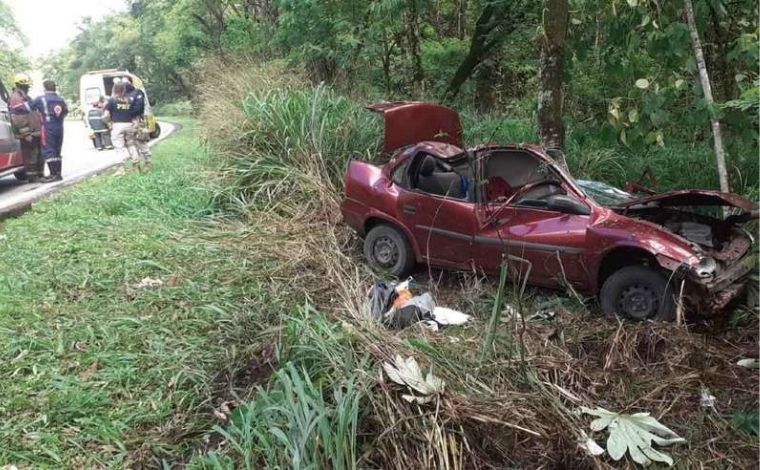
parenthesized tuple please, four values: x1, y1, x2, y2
(367, 281, 397, 322)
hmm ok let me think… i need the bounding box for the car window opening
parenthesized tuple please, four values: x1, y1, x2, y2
(407, 152, 472, 201)
(482, 150, 566, 207)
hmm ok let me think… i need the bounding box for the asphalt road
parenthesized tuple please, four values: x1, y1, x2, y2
(0, 120, 174, 217)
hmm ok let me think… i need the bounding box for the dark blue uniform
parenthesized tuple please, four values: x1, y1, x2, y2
(104, 96, 134, 122)
(125, 83, 146, 117)
(31, 91, 68, 167)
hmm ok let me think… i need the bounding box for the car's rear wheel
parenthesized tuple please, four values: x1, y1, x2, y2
(600, 266, 676, 321)
(13, 170, 26, 181)
(363, 224, 415, 277)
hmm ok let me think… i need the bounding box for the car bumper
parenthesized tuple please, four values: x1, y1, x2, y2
(686, 252, 757, 314)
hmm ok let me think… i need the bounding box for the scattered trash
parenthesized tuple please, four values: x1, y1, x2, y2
(134, 277, 164, 289)
(432, 306, 471, 325)
(382, 355, 444, 404)
(580, 406, 686, 467)
(366, 277, 471, 330)
(699, 387, 716, 410)
(736, 358, 759, 369)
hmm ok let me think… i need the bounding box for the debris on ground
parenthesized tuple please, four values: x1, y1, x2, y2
(736, 358, 759, 369)
(133, 277, 164, 289)
(580, 406, 686, 467)
(366, 277, 471, 330)
(382, 355, 444, 404)
(699, 387, 717, 410)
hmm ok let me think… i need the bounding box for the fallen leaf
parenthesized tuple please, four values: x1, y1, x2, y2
(383, 355, 445, 397)
(635, 78, 650, 89)
(581, 406, 685, 466)
(78, 361, 100, 380)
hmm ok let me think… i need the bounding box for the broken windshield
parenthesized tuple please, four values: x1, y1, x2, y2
(577, 179, 635, 207)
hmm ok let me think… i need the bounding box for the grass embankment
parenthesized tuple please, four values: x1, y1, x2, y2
(0, 120, 280, 467)
(189, 59, 759, 468)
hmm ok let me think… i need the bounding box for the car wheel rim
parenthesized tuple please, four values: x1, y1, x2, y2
(617, 283, 658, 320)
(373, 236, 399, 268)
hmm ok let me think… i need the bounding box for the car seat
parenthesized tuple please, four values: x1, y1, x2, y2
(417, 155, 465, 198)
(486, 176, 512, 201)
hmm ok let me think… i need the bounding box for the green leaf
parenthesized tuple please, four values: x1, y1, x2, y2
(628, 109, 639, 123)
(626, 0, 638, 7)
(674, 79, 685, 89)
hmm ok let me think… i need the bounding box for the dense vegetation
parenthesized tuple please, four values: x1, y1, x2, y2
(35, 0, 759, 195)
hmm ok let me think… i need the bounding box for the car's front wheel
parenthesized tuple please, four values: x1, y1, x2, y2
(13, 170, 26, 181)
(363, 224, 415, 277)
(600, 266, 676, 321)
(149, 123, 161, 140)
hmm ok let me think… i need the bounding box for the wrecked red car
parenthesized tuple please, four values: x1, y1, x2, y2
(340, 102, 759, 321)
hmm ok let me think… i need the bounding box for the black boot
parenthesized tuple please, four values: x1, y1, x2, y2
(42, 161, 63, 183)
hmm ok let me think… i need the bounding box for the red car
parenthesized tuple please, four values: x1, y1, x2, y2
(0, 78, 24, 180)
(341, 102, 758, 321)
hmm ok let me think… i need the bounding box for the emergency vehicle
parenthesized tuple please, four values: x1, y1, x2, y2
(79, 69, 161, 140)
(0, 78, 24, 180)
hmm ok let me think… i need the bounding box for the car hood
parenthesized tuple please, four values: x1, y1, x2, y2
(612, 189, 759, 213)
(367, 101, 464, 152)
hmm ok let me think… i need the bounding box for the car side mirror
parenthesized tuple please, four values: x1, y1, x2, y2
(546, 194, 590, 215)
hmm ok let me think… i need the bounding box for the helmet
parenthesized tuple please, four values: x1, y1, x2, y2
(14, 73, 32, 87)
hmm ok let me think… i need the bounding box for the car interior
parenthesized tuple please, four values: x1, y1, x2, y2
(481, 150, 567, 207)
(403, 152, 473, 201)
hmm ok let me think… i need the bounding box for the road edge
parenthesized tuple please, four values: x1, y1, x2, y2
(0, 120, 181, 222)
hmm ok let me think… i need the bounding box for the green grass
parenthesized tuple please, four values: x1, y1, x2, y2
(0, 120, 279, 468)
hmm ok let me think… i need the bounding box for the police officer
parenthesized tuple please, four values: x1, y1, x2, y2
(8, 73, 44, 183)
(124, 77, 152, 171)
(32, 80, 68, 182)
(104, 82, 140, 170)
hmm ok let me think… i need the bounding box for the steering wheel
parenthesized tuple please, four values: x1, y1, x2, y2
(504, 180, 564, 206)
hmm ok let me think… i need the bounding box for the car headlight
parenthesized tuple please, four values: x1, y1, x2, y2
(694, 257, 717, 278)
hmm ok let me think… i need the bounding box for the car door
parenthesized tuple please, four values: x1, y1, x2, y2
(473, 205, 591, 289)
(396, 187, 476, 269)
(0, 80, 22, 172)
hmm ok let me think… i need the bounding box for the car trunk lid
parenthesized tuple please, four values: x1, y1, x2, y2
(367, 101, 464, 153)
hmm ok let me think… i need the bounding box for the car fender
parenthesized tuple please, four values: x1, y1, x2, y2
(361, 209, 423, 261)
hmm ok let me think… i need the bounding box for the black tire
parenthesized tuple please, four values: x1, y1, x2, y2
(13, 170, 26, 181)
(600, 266, 676, 321)
(149, 123, 161, 140)
(363, 224, 415, 277)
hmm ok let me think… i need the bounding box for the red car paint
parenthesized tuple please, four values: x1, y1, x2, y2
(0, 80, 23, 179)
(342, 102, 758, 315)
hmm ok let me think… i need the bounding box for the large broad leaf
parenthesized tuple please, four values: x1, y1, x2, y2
(382, 355, 445, 398)
(580, 407, 686, 467)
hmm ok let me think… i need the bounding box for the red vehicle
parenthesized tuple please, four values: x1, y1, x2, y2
(341, 102, 758, 321)
(0, 78, 24, 181)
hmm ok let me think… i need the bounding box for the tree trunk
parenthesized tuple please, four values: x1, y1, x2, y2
(537, 0, 569, 171)
(683, 0, 729, 193)
(406, 0, 425, 97)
